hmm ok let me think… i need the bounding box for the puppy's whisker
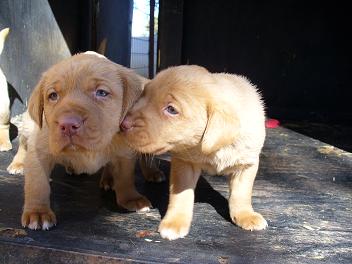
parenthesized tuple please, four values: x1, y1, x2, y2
(150, 154, 156, 165)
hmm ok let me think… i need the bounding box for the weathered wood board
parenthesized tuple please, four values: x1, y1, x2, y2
(0, 127, 351, 263)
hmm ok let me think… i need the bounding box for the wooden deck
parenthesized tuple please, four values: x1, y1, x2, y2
(0, 127, 351, 263)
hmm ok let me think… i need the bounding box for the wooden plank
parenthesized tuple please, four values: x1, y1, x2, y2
(148, 0, 155, 78)
(96, 0, 133, 66)
(158, 0, 184, 71)
(0, 127, 351, 263)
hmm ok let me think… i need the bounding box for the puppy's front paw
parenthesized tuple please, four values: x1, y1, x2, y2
(7, 161, 24, 175)
(158, 215, 191, 240)
(22, 208, 57, 230)
(232, 211, 267, 231)
(117, 194, 152, 212)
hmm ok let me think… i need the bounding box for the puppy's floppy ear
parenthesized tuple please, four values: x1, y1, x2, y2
(28, 77, 45, 128)
(201, 103, 239, 154)
(120, 69, 145, 122)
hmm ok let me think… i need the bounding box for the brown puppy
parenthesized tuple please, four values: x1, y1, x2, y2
(21, 52, 158, 230)
(121, 65, 267, 240)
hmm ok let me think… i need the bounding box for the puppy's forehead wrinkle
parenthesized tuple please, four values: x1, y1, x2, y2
(47, 59, 118, 90)
(166, 92, 207, 119)
(45, 80, 60, 89)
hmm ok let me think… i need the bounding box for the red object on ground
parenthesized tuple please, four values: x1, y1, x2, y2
(266, 119, 280, 128)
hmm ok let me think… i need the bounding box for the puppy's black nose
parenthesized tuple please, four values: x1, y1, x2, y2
(58, 116, 82, 136)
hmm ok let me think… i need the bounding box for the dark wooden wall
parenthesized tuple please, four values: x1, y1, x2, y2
(48, 0, 94, 54)
(158, 0, 352, 123)
(96, 0, 133, 67)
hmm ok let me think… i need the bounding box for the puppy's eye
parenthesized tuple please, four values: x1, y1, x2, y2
(48, 92, 59, 101)
(164, 105, 179, 115)
(95, 89, 110, 97)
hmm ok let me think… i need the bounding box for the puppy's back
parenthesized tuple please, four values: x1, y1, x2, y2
(212, 73, 266, 148)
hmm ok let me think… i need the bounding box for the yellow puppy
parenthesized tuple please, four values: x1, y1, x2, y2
(0, 28, 11, 151)
(121, 65, 267, 240)
(21, 53, 158, 230)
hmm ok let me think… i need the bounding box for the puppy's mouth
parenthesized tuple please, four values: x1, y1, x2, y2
(62, 140, 85, 152)
(120, 119, 172, 154)
(56, 136, 86, 152)
(52, 132, 104, 153)
(132, 142, 172, 155)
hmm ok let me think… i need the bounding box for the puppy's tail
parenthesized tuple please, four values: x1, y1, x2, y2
(0, 28, 10, 55)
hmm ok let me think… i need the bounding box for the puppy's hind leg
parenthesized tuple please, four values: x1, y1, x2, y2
(228, 160, 267, 231)
(139, 155, 165, 183)
(0, 69, 11, 151)
(7, 134, 27, 174)
(0, 28, 11, 151)
(0, 123, 11, 151)
(99, 163, 114, 191)
(111, 156, 152, 212)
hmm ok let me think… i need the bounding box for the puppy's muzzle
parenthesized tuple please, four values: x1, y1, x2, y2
(58, 115, 83, 137)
